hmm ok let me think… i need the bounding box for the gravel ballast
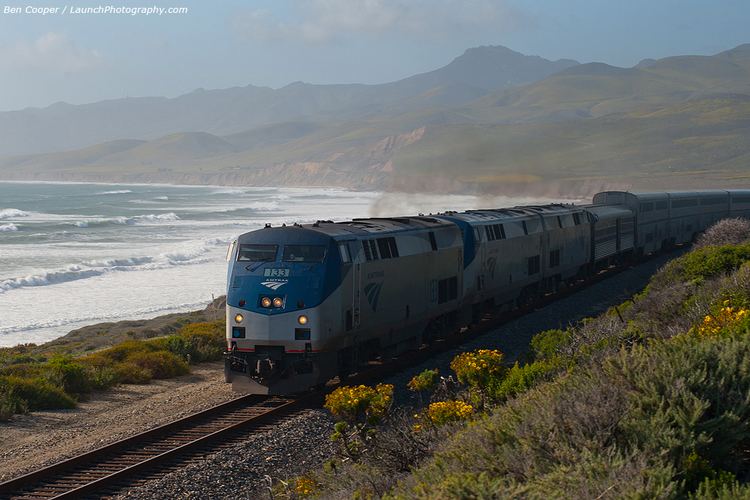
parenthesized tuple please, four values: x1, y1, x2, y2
(117, 410, 335, 500)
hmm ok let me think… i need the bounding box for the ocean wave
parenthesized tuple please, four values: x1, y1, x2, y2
(72, 212, 180, 228)
(0, 223, 19, 232)
(0, 208, 29, 220)
(154, 196, 169, 201)
(0, 265, 107, 293)
(134, 212, 180, 223)
(0, 238, 219, 294)
(97, 189, 133, 195)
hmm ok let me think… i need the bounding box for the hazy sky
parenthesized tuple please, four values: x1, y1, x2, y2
(0, 0, 748, 111)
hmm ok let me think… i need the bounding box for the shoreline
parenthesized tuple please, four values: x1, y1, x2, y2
(3, 296, 226, 355)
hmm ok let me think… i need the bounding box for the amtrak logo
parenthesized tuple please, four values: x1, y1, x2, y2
(486, 257, 497, 278)
(364, 282, 383, 311)
(261, 280, 287, 290)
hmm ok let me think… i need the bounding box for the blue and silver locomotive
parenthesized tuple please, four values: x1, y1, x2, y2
(225, 189, 750, 394)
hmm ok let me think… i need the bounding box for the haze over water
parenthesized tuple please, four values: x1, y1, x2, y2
(0, 182, 559, 347)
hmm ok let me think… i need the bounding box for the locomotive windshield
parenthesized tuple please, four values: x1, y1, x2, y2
(282, 245, 326, 263)
(237, 244, 277, 262)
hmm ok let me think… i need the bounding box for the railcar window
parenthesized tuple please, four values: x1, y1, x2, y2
(362, 240, 380, 261)
(528, 255, 541, 275)
(438, 276, 458, 304)
(572, 213, 582, 225)
(671, 198, 698, 209)
(486, 224, 505, 241)
(282, 245, 326, 263)
(640, 202, 654, 212)
(237, 244, 277, 262)
(522, 221, 529, 235)
(701, 197, 727, 205)
(733, 196, 750, 204)
(557, 216, 563, 229)
(549, 249, 561, 268)
(655, 201, 668, 210)
(363, 240, 372, 261)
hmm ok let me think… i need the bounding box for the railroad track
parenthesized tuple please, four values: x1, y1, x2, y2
(0, 394, 314, 499)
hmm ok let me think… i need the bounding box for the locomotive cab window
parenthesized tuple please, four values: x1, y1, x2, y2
(237, 244, 278, 262)
(282, 245, 326, 263)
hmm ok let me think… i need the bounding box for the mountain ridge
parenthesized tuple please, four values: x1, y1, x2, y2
(0, 45, 578, 157)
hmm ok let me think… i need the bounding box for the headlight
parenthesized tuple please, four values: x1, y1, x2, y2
(234, 313, 244, 323)
(273, 297, 283, 308)
(260, 297, 272, 308)
(297, 315, 308, 325)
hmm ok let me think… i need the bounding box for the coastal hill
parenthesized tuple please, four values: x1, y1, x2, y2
(0, 46, 578, 157)
(2, 45, 750, 195)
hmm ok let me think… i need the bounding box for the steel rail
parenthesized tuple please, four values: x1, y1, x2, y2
(0, 394, 317, 499)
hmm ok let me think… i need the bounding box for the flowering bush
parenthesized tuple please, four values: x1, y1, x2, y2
(324, 384, 393, 425)
(294, 476, 318, 497)
(695, 300, 750, 337)
(426, 400, 474, 426)
(450, 349, 505, 389)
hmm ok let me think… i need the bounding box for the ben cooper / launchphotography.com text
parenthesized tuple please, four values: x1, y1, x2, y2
(2, 5, 188, 16)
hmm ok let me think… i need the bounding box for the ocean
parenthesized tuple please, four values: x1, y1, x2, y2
(0, 182, 560, 347)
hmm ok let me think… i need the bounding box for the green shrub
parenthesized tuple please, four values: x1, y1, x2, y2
(78, 353, 120, 389)
(612, 336, 750, 475)
(530, 329, 570, 360)
(177, 321, 225, 362)
(46, 356, 92, 395)
(0, 388, 27, 421)
(662, 244, 750, 284)
(125, 351, 189, 379)
(113, 362, 152, 384)
(98, 339, 158, 362)
(0, 362, 47, 379)
(1, 375, 76, 410)
(490, 359, 559, 401)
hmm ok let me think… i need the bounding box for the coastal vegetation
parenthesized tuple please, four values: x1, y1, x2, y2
(287, 219, 750, 498)
(0, 320, 225, 421)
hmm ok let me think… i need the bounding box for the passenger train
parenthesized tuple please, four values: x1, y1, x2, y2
(224, 189, 750, 394)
